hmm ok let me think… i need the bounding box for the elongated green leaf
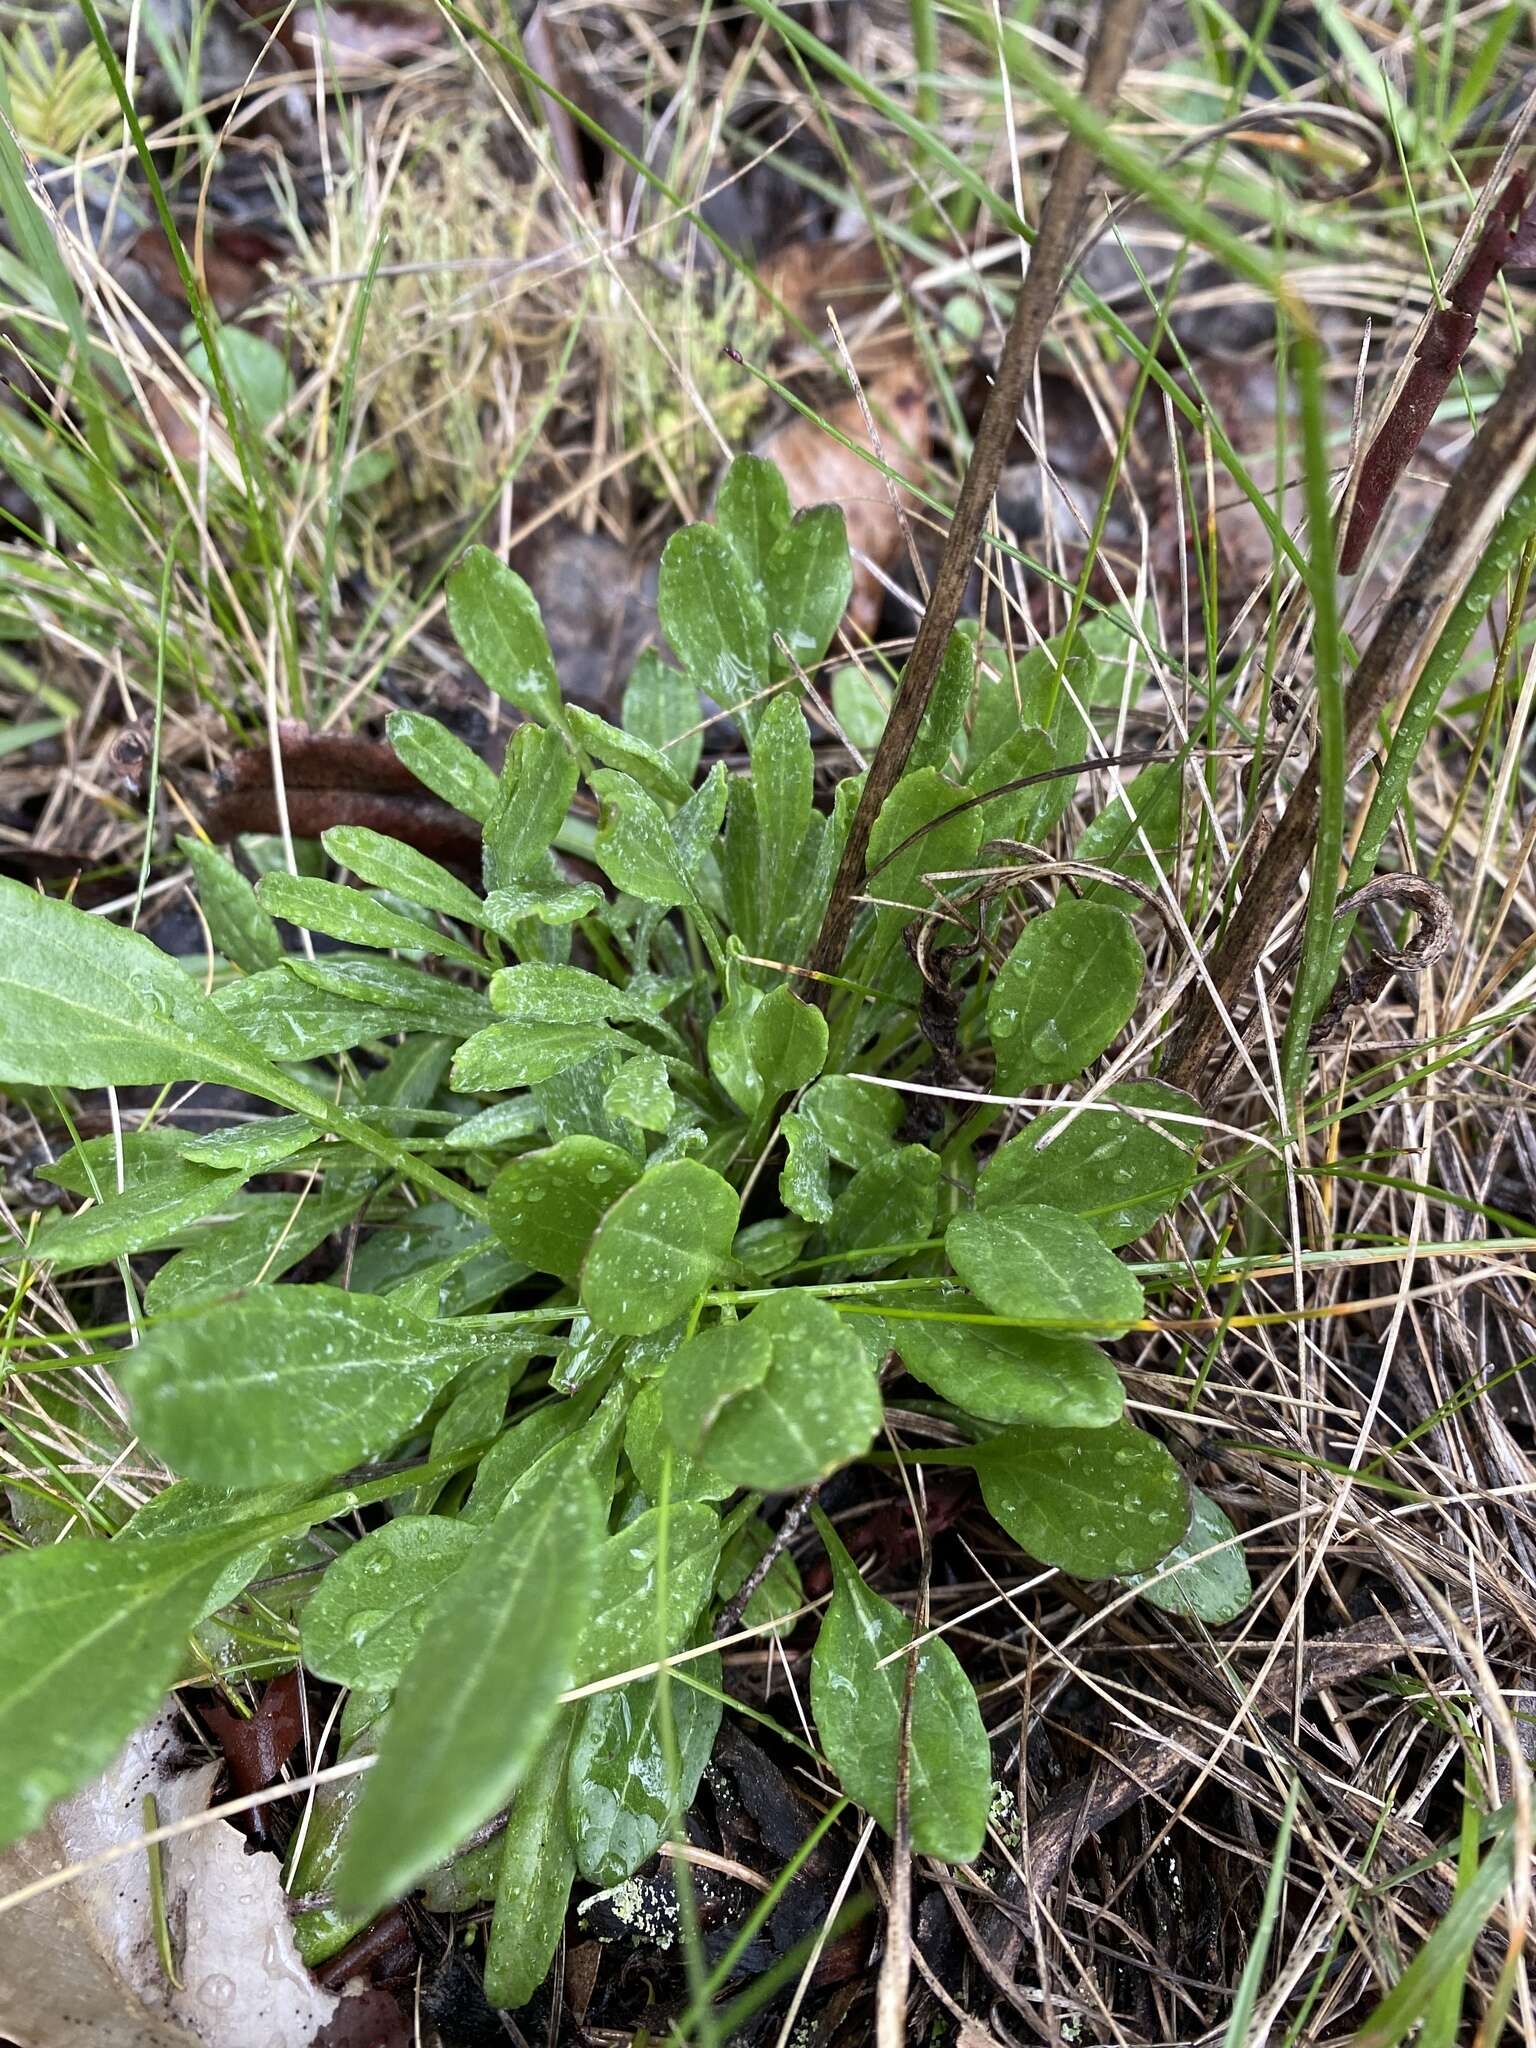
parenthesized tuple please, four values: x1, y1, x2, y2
(810, 1511, 990, 1863)
(362, 1029, 458, 1116)
(489, 961, 659, 1026)
(447, 545, 563, 725)
(257, 873, 481, 969)
(799, 1075, 901, 1169)
(970, 631, 1096, 831)
(860, 765, 984, 974)
(177, 835, 282, 972)
(323, 826, 486, 927)
(734, 1215, 809, 1277)
(722, 778, 764, 950)
(962, 724, 1055, 842)
(178, 1115, 317, 1172)
(970, 1420, 1189, 1577)
(289, 1704, 386, 1966)
(977, 1081, 1201, 1246)
(622, 649, 703, 784)
(1126, 1489, 1250, 1623)
(28, 1160, 246, 1273)
(553, 1316, 620, 1397)
(289, 957, 491, 1040)
(779, 1112, 833, 1224)
(484, 1717, 578, 2009)
(752, 692, 814, 943)
(831, 664, 889, 750)
(888, 1307, 1124, 1427)
(946, 1202, 1144, 1333)
(488, 1137, 640, 1280)
(123, 1476, 320, 1613)
(387, 708, 499, 823)
(749, 984, 827, 1099)
(604, 1053, 675, 1132)
(567, 705, 692, 806)
(567, 1662, 722, 1887)
(624, 1378, 730, 1505)
(1350, 1821, 1517, 2048)
(1078, 761, 1184, 902)
(717, 1517, 803, 1636)
(764, 504, 851, 679)
(0, 876, 278, 1090)
(483, 876, 603, 931)
(464, 1379, 613, 1525)
(867, 766, 985, 911)
(580, 1159, 739, 1335)
(484, 724, 578, 887)
(620, 1315, 692, 1382)
(404, 1359, 519, 1515)
(663, 1291, 882, 1490)
(39, 1129, 182, 1194)
(0, 65, 101, 389)
(447, 1098, 547, 1150)
(302, 1517, 478, 1688)
(793, 773, 857, 962)
(0, 1528, 263, 1850)
(707, 961, 762, 1113)
(123, 1475, 319, 1544)
(590, 769, 693, 911)
(1078, 610, 1150, 702)
(988, 899, 1143, 1090)
(658, 524, 770, 729)
(535, 1046, 632, 1150)
(337, 1458, 603, 1913)
(453, 1021, 630, 1091)
(822, 1143, 939, 1278)
(905, 629, 975, 778)
(717, 452, 791, 587)
(332, 1202, 517, 1311)
(211, 966, 398, 1060)
(120, 1285, 477, 1485)
(143, 1185, 369, 1312)
(577, 1503, 721, 1682)
(673, 760, 728, 880)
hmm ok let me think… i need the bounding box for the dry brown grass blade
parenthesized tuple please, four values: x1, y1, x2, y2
(980, 1604, 1478, 1983)
(804, 0, 1143, 995)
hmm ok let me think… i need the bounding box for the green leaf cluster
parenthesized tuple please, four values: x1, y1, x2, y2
(0, 455, 1246, 2006)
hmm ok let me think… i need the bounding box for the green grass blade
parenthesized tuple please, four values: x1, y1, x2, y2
(1224, 1777, 1299, 2047)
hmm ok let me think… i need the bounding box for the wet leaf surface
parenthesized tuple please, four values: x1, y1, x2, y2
(810, 1511, 991, 1863)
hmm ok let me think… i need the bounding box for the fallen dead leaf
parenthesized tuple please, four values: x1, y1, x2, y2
(758, 365, 933, 638)
(144, 378, 215, 467)
(204, 1668, 305, 1848)
(291, 1, 445, 72)
(0, 1711, 340, 2048)
(758, 239, 916, 379)
(128, 224, 284, 322)
(509, 527, 655, 718)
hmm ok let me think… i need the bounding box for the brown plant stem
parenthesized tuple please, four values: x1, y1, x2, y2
(1338, 171, 1528, 576)
(803, 0, 1142, 996)
(714, 1484, 819, 1640)
(217, 723, 424, 794)
(205, 786, 482, 866)
(1164, 322, 1536, 1098)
